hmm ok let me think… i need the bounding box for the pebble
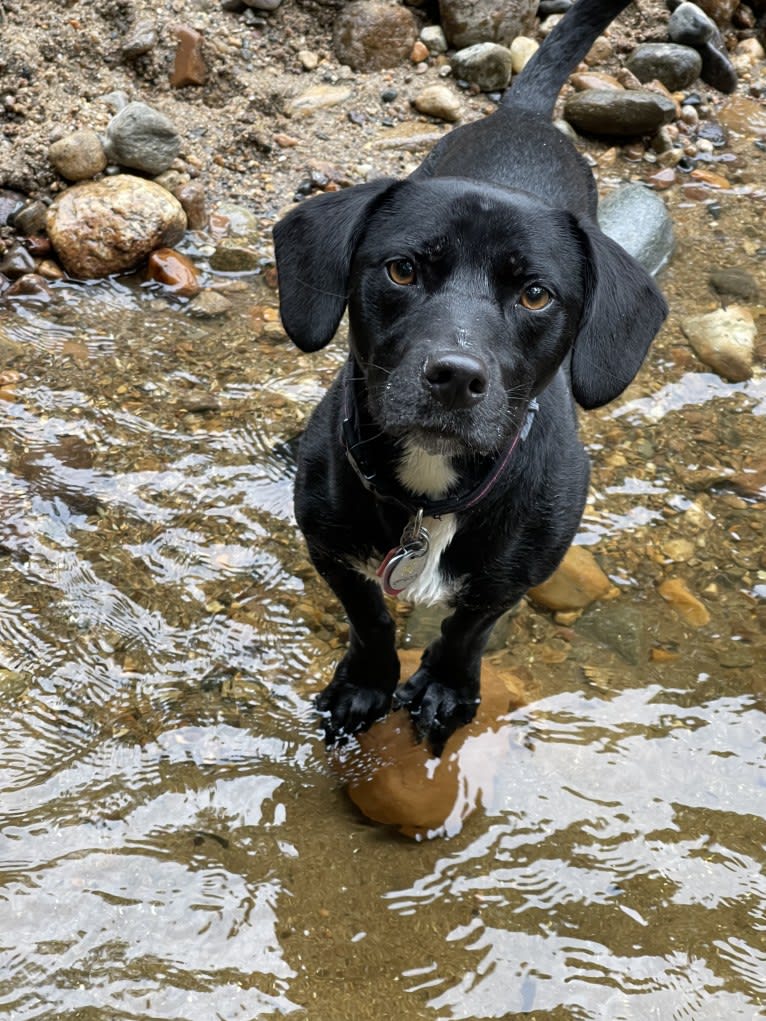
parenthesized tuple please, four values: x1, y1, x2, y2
(663, 538, 696, 562)
(420, 25, 448, 54)
(146, 247, 201, 296)
(333, 649, 526, 839)
(103, 102, 181, 176)
(49, 129, 107, 182)
(658, 577, 711, 627)
(597, 183, 675, 275)
(120, 20, 157, 61)
(187, 290, 233, 317)
(5, 274, 52, 300)
(209, 243, 260, 272)
(298, 48, 320, 71)
(625, 43, 703, 91)
(538, 0, 572, 13)
(564, 89, 676, 137)
(0, 243, 36, 279)
(509, 35, 538, 74)
(413, 84, 463, 122)
(668, 2, 716, 45)
(708, 267, 759, 302)
(680, 305, 756, 382)
(697, 38, 738, 93)
(11, 199, 47, 235)
(174, 181, 208, 230)
(46, 175, 187, 279)
(647, 167, 677, 189)
(0, 189, 25, 227)
(527, 545, 615, 612)
(287, 84, 353, 115)
(439, 0, 537, 48)
(450, 42, 514, 92)
(171, 25, 207, 87)
(410, 40, 429, 64)
(570, 71, 623, 91)
(332, 1, 418, 72)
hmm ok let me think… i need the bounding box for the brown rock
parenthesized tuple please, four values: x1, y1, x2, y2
(570, 71, 624, 91)
(49, 129, 107, 182)
(146, 247, 201, 297)
(333, 649, 526, 839)
(171, 25, 207, 87)
(528, 545, 614, 612)
(333, 1, 418, 71)
(46, 175, 187, 280)
(658, 578, 711, 627)
(439, 0, 537, 48)
(173, 180, 208, 231)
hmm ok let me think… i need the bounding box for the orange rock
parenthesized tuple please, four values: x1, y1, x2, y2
(528, 545, 614, 612)
(658, 578, 711, 627)
(410, 40, 429, 63)
(146, 247, 201, 297)
(332, 649, 526, 839)
(171, 25, 207, 88)
(690, 167, 731, 189)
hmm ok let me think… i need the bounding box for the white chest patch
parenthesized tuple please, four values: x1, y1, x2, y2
(352, 440, 462, 606)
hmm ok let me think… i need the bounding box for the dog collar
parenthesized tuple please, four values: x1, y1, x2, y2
(341, 358, 538, 519)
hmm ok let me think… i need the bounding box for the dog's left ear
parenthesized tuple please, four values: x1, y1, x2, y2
(272, 178, 396, 352)
(571, 220, 668, 409)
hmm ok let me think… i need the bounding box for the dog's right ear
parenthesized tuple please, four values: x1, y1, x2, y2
(272, 178, 396, 352)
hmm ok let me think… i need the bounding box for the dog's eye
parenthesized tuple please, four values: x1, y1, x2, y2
(387, 258, 416, 286)
(519, 285, 552, 311)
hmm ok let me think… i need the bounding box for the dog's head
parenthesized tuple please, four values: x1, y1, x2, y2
(273, 176, 667, 455)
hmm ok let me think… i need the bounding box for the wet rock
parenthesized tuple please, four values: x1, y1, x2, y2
(647, 167, 677, 190)
(570, 71, 623, 91)
(0, 243, 36, 279)
(528, 546, 614, 612)
(421, 25, 448, 54)
(49, 129, 107, 182)
(187, 289, 233, 317)
(171, 25, 207, 87)
(692, 0, 739, 25)
(626, 43, 702, 91)
(0, 189, 26, 226)
(538, 0, 572, 13)
(121, 20, 157, 61)
(410, 40, 429, 64)
(564, 89, 676, 137)
(439, 0, 537, 47)
(709, 267, 759, 302)
(698, 38, 738, 93)
(209, 243, 260, 272)
(288, 84, 353, 115)
(576, 602, 649, 665)
(413, 83, 463, 122)
(597, 183, 675, 276)
(680, 305, 756, 382)
(46, 175, 187, 279)
(333, 649, 526, 839)
(333, 1, 418, 71)
(36, 259, 65, 281)
(174, 180, 208, 231)
(103, 102, 181, 176)
(5, 274, 52, 300)
(146, 247, 201, 296)
(213, 202, 258, 237)
(450, 42, 514, 91)
(510, 35, 538, 73)
(668, 2, 716, 45)
(658, 577, 711, 627)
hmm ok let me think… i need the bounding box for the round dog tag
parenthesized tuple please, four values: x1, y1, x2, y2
(377, 541, 428, 597)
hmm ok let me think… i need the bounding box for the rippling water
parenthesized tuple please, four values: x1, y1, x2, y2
(1, 176, 765, 1019)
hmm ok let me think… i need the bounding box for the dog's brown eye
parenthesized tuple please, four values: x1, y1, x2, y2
(387, 258, 416, 286)
(519, 285, 552, 311)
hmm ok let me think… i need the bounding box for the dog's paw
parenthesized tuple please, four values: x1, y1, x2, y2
(393, 669, 479, 755)
(315, 680, 393, 745)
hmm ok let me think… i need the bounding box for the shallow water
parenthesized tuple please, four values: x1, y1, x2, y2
(1, 161, 765, 1019)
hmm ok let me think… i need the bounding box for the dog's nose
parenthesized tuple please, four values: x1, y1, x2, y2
(424, 352, 488, 410)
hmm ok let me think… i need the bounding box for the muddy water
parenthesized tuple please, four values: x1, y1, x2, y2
(1, 163, 765, 1018)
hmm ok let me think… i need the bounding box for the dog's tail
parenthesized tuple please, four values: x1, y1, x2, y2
(503, 0, 634, 117)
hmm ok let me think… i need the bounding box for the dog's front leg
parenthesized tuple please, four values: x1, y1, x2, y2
(395, 599, 516, 754)
(310, 555, 401, 743)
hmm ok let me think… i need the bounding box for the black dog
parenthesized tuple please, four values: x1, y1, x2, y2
(273, 0, 667, 753)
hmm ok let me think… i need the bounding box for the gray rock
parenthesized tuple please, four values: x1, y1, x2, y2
(120, 20, 157, 60)
(709, 267, 759, 302)
(103, 102, 181, 176)
(564, 89, 677, 137)
(538, 0, 572, 14)
(450, 42, 514, 91)
(626, 43, 702, 91)
(698, 38, 738, 93)
(0, 243, 36, 280)
(597, 183, 674, 276)
(668, 2, 716, 45)
(438, 0, 537, 48)
(420, 25, 448, 54)
(209, 244, 260, 272)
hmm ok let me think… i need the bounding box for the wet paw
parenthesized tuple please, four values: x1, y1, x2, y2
(393, 668, 479, 755)
(316, 680, 393, 745)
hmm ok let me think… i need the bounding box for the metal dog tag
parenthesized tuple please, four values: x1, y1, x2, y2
(376, 511, 430, 597)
